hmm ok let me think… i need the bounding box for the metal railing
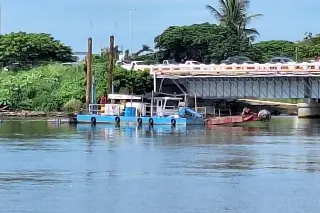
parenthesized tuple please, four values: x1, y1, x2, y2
(149, 62, 320, 76)
(88, 104, 105, 114)
(209, 107, 232, 117)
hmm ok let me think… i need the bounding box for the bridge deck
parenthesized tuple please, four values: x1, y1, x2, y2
(150, 62, 320, 77)
(149, 63, 320, 99)
(156, 76, 320, 99)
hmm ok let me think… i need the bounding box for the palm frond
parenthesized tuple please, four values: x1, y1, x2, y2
(206, 0, 262, 41)
(242, 13, 263, 25)
(244, 28, 260, 36)
(206, 5, 223, 21)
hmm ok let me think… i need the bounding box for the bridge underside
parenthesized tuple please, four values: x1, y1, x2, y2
(156, 76, 320, 99)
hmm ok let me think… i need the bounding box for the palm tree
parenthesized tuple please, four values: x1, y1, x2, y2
(135, 45, 153, 56)
(206, 0, 262, 41)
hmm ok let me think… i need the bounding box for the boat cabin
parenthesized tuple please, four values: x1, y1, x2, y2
(89, 94, 146, 116)
(153, 97, 184, 117)
(88, 93, 187, 118)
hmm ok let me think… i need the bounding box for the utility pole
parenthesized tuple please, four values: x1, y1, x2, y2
(85, 37, 93, 110)
(107, 36, 115, 97)
(129, 8, 136, 55)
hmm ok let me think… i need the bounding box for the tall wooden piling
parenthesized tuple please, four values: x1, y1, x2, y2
(85, 37, 93, 110)
(107, 36, 115, 96)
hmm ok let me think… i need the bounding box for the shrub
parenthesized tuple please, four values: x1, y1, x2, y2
(62, 98, 83, 112)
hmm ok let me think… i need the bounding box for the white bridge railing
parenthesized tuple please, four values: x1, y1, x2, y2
(148, 62, 320, 76)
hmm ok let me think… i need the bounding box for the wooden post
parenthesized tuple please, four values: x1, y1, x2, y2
(107, 36, 115, 97)
(150, 90, 154, 116)
(85, 37, 93, 110)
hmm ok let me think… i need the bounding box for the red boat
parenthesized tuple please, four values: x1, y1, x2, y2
(204, 108, 259, 125)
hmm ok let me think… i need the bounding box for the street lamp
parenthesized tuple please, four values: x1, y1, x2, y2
(129, 8, 136, 55)
(114, 21, 117, 46)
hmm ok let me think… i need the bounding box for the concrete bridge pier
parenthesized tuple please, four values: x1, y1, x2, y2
(298, 99, 320, 118)
(298, 79, 320, 118)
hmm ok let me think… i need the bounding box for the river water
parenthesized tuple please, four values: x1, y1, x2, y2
(0, 117, 320, 213)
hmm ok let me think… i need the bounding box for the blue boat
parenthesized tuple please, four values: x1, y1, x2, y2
(76, 93, 205, 126)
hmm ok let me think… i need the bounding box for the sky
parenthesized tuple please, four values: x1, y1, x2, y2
(1, 0, 320, 54)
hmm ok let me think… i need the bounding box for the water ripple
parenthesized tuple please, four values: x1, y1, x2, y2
(0, 118, 320, 213)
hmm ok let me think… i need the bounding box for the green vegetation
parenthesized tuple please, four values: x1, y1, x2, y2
(142, 23, 320, 64)
(153, 23, 262, 63)
(0, 32, 74, 69)
(0, 0, 319, 112)
(0, 64, 153, 112)
(206, 0, 263, 42)
(0, 64, 84, 111)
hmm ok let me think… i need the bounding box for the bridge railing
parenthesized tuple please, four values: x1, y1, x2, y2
(149, 62, 320, 75)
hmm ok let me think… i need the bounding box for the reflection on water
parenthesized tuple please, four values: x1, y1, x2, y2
(0, 117, 320, 213)
(0, 120, 77, 139)
(0, 170, 70, 186)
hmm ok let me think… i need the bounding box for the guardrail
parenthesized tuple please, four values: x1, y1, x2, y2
(89, 104, 105, 114)
(149, 62, 320, 76)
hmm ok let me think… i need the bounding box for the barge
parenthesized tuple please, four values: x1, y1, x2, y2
(76, 93, 205, 126)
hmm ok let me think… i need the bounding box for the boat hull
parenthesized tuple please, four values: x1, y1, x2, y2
(76, 114, 204, 125)
(205, 114, 259, 125)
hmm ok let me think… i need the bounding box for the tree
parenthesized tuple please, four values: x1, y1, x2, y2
(124, 50, 130, 60)
(113, 67, 153, 94)
(303, 32, 313, 41)
(301, 33, 320, 45)
(99, 46, 122, 62)
(154, 23, 261, 63)
(253, 39, 320, 62)
(206, 0, 262, 41)
(135, 45, 153, 56)
(295, 43, 320, 61)
(128, 45, 156, 64)
(253, 40, 297, 62)
(0, 32, 74, 68)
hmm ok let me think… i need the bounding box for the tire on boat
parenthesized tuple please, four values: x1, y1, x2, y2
(171, 118, 176, 127)
(137, 117, 142, 125)
(148, 118, 154, 126)
(115, 116, 120, 124)
(90, 117, 96, 125)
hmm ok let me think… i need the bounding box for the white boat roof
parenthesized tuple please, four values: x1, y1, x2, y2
(108, 94, 141, 100)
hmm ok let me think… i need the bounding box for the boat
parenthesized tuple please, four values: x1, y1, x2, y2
(76, 93, 205, 126)
(204, 114, 259, 125)
(204, 107, 261, 125)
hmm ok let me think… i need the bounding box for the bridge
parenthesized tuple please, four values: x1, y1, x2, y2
(149, 63, 320, 118)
